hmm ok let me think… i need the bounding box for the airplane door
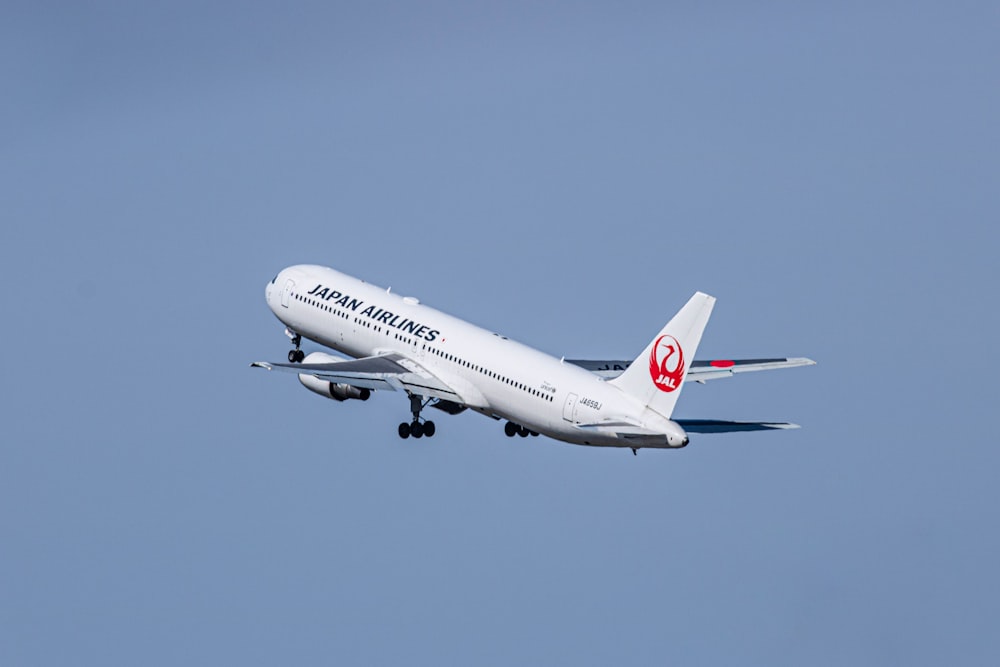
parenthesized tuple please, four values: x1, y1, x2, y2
(280, 279, 294, 308)
(563, 393, 578, 422)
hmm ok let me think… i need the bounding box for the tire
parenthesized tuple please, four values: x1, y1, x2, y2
(398, 422, 411, 439)
(504, 422, 518, 437)
(411, 422, 424, 438)
(423, 421, 436, 437)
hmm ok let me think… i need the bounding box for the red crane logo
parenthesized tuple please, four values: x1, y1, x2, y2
(649, 334, 685, 393)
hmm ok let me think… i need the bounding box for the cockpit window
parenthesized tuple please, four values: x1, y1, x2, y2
(271, 274, 278, 285)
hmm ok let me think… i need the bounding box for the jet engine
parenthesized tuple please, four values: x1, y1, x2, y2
(297, 352, 371, 402)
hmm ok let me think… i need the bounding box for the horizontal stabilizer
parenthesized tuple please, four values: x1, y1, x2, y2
(569, 357, 816, 381)
(675, 419, 800, 433)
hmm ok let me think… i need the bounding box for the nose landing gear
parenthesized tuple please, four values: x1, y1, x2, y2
(398, 394, 436, 440)
(286, 330, 305, 363)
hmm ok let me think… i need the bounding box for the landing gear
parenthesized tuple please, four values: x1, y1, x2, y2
(397, 394, 436, 440)
(504, 422, 537, 438)
(287, 332, 304, 363)
(398, 419, 434, 439)
(631, 447, 638, 456)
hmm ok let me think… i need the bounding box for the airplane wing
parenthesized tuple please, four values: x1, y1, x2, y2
(575, 418, 799, 439)
(251, 352, 464, 403)
(674, 419, 800, 433)
(567, 357, 816, 382)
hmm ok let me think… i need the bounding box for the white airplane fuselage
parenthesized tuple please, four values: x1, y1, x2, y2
(265, 265, 689, 448)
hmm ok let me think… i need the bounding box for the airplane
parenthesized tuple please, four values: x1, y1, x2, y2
(251, 265, 814, 454)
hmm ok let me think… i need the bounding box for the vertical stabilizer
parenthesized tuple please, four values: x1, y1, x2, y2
(609, 292, 715, 418)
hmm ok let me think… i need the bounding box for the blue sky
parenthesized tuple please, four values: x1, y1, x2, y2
(2, 2, 998, 665)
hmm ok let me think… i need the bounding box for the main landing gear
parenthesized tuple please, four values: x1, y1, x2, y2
(398, 395, 436, 439)
(504, 421, 538, 438)
(287, 332, 305, 363)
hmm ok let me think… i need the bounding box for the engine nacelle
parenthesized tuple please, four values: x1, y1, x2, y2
(298, 352, 371, 402)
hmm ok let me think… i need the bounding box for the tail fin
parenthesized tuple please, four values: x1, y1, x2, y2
(609, 292, 715, 418)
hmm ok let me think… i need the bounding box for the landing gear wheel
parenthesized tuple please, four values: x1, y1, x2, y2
(398, 422, 411, 439)
(286, 331, 304, 363)
(504, 422, 518, 437)
(401, 395, 438, 440)
(518, 426, 529, 437)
